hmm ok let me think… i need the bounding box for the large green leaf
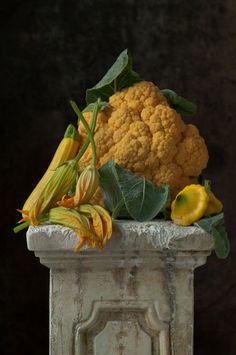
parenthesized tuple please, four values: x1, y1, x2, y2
(86, 49, 141, 105)
(195, 213, 230, 259)
(99, 161, 170, 222)
(115, 164, 170, 222)
(162, 89, 197, 116)
(99, 161, 130, 218)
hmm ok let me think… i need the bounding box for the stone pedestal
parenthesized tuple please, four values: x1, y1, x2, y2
(26, 220, 213, 355)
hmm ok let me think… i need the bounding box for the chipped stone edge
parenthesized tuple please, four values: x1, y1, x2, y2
(26, 220, 214, 253)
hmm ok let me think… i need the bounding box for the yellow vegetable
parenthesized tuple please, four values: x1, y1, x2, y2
(77, 204, 104, 248)
(205, 192, 223, 215)
(204, 181, 223, 215)
(74, 164, 99, 204)
(171, 184, 209, 226)
(22, 124, 79, 215)
(49, 203, 112, 251)
(79, 81, 208, 196)
(76, 204, 112, 249)
(49, 206, 99, 251)
(29, 159, 78, 226)
(57, 164, 99, 208)
(93, 204, 113, 245)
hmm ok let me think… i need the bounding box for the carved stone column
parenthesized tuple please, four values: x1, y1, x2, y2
(26, 220, 213, 355)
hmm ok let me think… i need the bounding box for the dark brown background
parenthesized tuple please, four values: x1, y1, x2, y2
(1, 0, 236, 354)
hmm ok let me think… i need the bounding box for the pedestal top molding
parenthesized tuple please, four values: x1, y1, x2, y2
(27, 220, 213, 254)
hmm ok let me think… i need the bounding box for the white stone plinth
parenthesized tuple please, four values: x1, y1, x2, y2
(26, 220, 213, 355)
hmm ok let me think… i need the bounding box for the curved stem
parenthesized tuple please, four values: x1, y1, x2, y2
(70, 100, 98, 166)
(75, 119, 96, 162)
(13, 216, 49, 233)
(13, 220, 30, 233)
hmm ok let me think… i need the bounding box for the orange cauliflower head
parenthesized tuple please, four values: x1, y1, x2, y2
(79, 81, 209, 196)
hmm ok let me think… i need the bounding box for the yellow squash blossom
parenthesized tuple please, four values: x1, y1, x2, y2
(24, 160, 78, 226)
(77, 204, 112, 249)
(58, 164, 99, 208)
(77, 204, 104, 248)
(22, 124, 79, 218)
(93, 205, 113, 246)
(49, 207, 99, 251)
(49, 205, 112, 251)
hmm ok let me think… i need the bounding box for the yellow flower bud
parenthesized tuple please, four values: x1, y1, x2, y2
(29, 160, 78, 226)
(74, 165, 99, 205)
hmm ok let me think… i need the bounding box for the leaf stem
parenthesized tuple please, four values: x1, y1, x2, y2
(70, 100, 98, 165)
(114, 78, 117, 92)
(13, 216, 49, 234)
(13, 220, 30, 233)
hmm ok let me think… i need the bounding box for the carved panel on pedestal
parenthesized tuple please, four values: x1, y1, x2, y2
(75, 301, 170, 355)
(94, 320, 151, 355)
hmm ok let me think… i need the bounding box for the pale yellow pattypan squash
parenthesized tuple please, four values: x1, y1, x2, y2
(171, 184, 209, 226)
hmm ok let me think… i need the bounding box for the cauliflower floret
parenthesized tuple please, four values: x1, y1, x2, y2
(152, 132, 178, 164)
(153, 162, 183, 186)
(79, 81, 208, 196)
(109, 81, 168, 112)
(175, 124, 208, 176)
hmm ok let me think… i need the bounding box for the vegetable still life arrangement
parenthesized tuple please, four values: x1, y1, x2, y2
(14, 49, 230, 259)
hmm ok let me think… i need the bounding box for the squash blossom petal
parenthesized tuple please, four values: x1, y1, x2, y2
(29, 160, 78, 226)
(77, 204, 112, 248)
(77, 204, 104, 248)
(57, 194, 76, 208)
(93, 205, 113, 246)
(49, 206, 99, 251)
(57, 164, 99, 208)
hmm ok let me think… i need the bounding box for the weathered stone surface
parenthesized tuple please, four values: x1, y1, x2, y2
(27, 220, 213, 251)
(94, 321, 152, 355)
(27, 221, 213, 355)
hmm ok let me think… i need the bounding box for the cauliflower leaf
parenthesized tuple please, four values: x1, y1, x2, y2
(162, 89, 197, 116)
(83, 101, 109, 113)
(86, 49, 141, 105)
(99, 160, 170, 222)
(195, 213, 230, 259)
(99, 160, 131, 218)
